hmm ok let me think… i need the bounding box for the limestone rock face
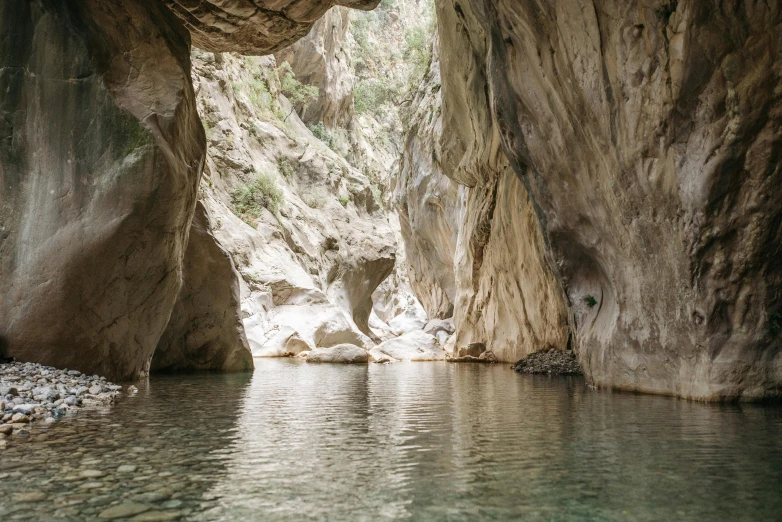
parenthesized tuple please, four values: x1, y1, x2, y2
(0, 0, 204, 381)
(0, 0, 377, 380)
(430, 0, 782, 399)
(396, 36, 570, 364)
(163, 0, 380, 54)
(191, 50, 399, 356)
(305, 343, 369, 363)
(152, 202, 254, 373)
(274, 7, 355, 127)
(374, 330, 445, 361)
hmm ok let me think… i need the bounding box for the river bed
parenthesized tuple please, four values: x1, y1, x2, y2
(1, 359, 781, 520)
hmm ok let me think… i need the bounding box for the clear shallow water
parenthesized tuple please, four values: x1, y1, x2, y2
(2, 359, 781, 521)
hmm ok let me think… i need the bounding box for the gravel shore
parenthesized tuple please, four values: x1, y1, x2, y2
(512, 349, 583, 375)
(1, 362, 129, 444)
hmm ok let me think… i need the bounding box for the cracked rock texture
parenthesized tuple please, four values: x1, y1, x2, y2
(274, 6, 355, 127)
(396, 35, 569, 364)
(420, 0, 782, 399)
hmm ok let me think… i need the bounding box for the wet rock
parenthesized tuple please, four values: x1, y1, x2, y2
(367, 348, 396, 364)
(479, 351, 498, 363)
(306, 344, 369, 364)
(0, 362, 122, 436)
(80, 469, 107, 478)
(448, 350, 498, 364)
(512, 349, 583, 376)
(12, 491, 47, 502)
(10, 413, 29, 424)
(457, 343, 486, 359)
(98, 502, 151, 519)
(130, 510, 182, 522)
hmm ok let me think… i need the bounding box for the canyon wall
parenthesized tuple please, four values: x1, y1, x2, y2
(0, 0, 377, 380)
(419, 0, 782, 399)
(0, 0, 205, 380)
(274, 7, 355, 127)
(191, 48, 409, 356)
(396, 37, 569, 363)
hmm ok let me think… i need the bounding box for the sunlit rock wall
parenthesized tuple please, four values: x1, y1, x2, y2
(397, 37, 570, 363)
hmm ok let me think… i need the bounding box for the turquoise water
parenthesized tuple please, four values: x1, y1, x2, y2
(2, 359, 781, 520)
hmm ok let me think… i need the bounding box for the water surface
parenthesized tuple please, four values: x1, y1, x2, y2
(2, 359, 781, 520)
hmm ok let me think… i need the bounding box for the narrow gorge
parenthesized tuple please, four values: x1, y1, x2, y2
(1, 1, 782, 519)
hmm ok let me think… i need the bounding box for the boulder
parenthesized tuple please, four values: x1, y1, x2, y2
(367, 348, 396, 364)
(305, 344, 369, 364)
(423, 319, 455, 336)
(251, 326, 312, 358)
(457, 342, 486, 359)
(388, 314, 427, 336)
(374, 331, 445, 361)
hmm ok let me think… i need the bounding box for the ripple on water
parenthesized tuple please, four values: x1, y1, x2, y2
(1, 359, 781, 521)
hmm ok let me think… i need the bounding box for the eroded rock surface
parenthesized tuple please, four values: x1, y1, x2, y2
(305, 343, 369, 363)
(153, 202, 254, 373)
(0, 0, 204, 381)
(396, 34, 570, 364)
(374, 330, 445, 361)
(191, 50, 403, 356)
(274, 7, 355, 127)
(0, 0, 382, 380)
(164, 0, 380, 54)
(423, 0, 782, 399)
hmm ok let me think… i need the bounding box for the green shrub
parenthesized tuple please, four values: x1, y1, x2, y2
(584, 295, 598, 308)
(277, 157, 295, 180)
(232, 75, 274, 113)
(277, 61, 319, 107)
(232, 172, 284, 224)
(308, 122, 334, 148)
(354, 79, 398, 114)
(338, 194, 352, 207)
(370, 184, 383, 209)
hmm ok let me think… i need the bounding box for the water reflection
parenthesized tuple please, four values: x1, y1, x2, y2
(203, 361, 782, 521)
(2, 361, 781, 521)
(0, 372, 252, 520)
